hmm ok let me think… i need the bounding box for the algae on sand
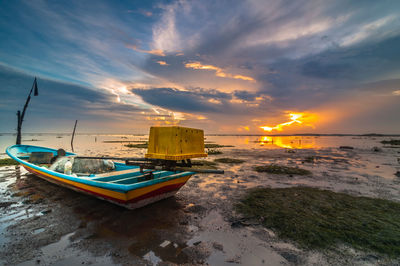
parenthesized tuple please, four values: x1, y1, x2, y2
(304, 156, 316, 163)
(124, 143, 233, 150)
(204, 144, 234, 148)
(214, 158, 244, 164)
(0, 158, 19, 166)
(381, 139, 400, 145)
(125, 143, 148, 148)
(236, 187, 400, 257)
(206, 149, 222, 155)
(191, 160, 218, 169)
(254, 164, 311, 175)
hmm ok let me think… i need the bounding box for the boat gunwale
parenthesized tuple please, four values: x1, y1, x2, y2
(6, 144, 194, 193)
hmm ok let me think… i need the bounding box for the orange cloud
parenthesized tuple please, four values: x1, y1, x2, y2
(208, 98, 222, 104)
(142, 108, 207, 126)
(156, 60, 169, 66)
(185, 61, 255, 82)
(238, 126, 250, 131)
(128, 44, 165, 56)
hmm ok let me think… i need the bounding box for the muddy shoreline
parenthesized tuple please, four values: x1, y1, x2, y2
(1, 138, 400, 265)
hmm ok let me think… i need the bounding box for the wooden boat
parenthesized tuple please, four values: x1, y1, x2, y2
(6, 144, 194, 209)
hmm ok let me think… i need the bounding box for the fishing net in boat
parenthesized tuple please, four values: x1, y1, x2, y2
(72, 158, 115, 174)
(49, 156, 73, 173)
(49, 156, 115, 175)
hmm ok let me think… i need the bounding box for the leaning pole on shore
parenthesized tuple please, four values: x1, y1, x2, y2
(71, 120, 78, 152)
(16, 78, 39, 145)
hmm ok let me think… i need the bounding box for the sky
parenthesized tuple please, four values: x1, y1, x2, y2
(1, 0, 400, 134)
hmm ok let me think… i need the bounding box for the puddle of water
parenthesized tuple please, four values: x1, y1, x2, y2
(69, 196, 193, 264)
(32, 228, 45, 235)
(140, 239, 191, 265)
(128, 235, 189, 264)
(18, 232, 115, 266)
(0, 207, 42, 225)
(0, 166, 29, 247)
(143, 251, 162, 265)
(42, 232, 76, 260)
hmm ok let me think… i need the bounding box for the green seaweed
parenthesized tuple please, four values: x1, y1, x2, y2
(207, 149, 223, 155)
(204, 143, 234, 148)
(236, 187, 400, 257)
(381, 139, 400, 145)
(254, 164, 311, 175)
(214, 158, 244, 164)
(191, 160, 218, 169)
(124, 143, 148, 148)
(304, 156, 316, 163)
(0, 158, 19, 166)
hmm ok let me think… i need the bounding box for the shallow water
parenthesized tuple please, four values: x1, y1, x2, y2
(2, 134, 398, 179)
(1, 133, 396, 157)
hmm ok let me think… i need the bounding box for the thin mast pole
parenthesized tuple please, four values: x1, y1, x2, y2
(16, 77, 38, 144)
(71, 120, 78, 152)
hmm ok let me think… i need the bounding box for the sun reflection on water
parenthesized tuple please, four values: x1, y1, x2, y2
(257, 136, 317, 149)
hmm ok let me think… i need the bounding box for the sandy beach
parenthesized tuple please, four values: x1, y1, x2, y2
(1, 134, 400, 265)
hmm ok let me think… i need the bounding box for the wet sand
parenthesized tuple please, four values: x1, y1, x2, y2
(1, 135, 400, 265)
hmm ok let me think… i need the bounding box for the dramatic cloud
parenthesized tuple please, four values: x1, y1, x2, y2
(0, 64, 150, 132)
(156, 61, 169, 66)
(1, 0, 400, 133)
(132, 87, 230, 113)
(127, 45, 166, 57)
(184, 61, 255, 81)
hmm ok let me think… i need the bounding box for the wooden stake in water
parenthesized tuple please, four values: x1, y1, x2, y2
(71, 120, 78, 152)
(16, 78, 39, 145)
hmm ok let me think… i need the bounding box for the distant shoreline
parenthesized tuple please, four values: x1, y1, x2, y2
(0, 133, 399, 137)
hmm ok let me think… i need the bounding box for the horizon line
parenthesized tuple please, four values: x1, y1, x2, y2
(1, 132, 400, 137)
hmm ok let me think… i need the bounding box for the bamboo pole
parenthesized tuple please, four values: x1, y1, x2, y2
(16, 78, 38, 145)
(71, 120, 78, 152)
(16, 111, 22, 145)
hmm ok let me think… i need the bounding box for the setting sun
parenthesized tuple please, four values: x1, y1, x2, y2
(260, 112, 318, 132)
